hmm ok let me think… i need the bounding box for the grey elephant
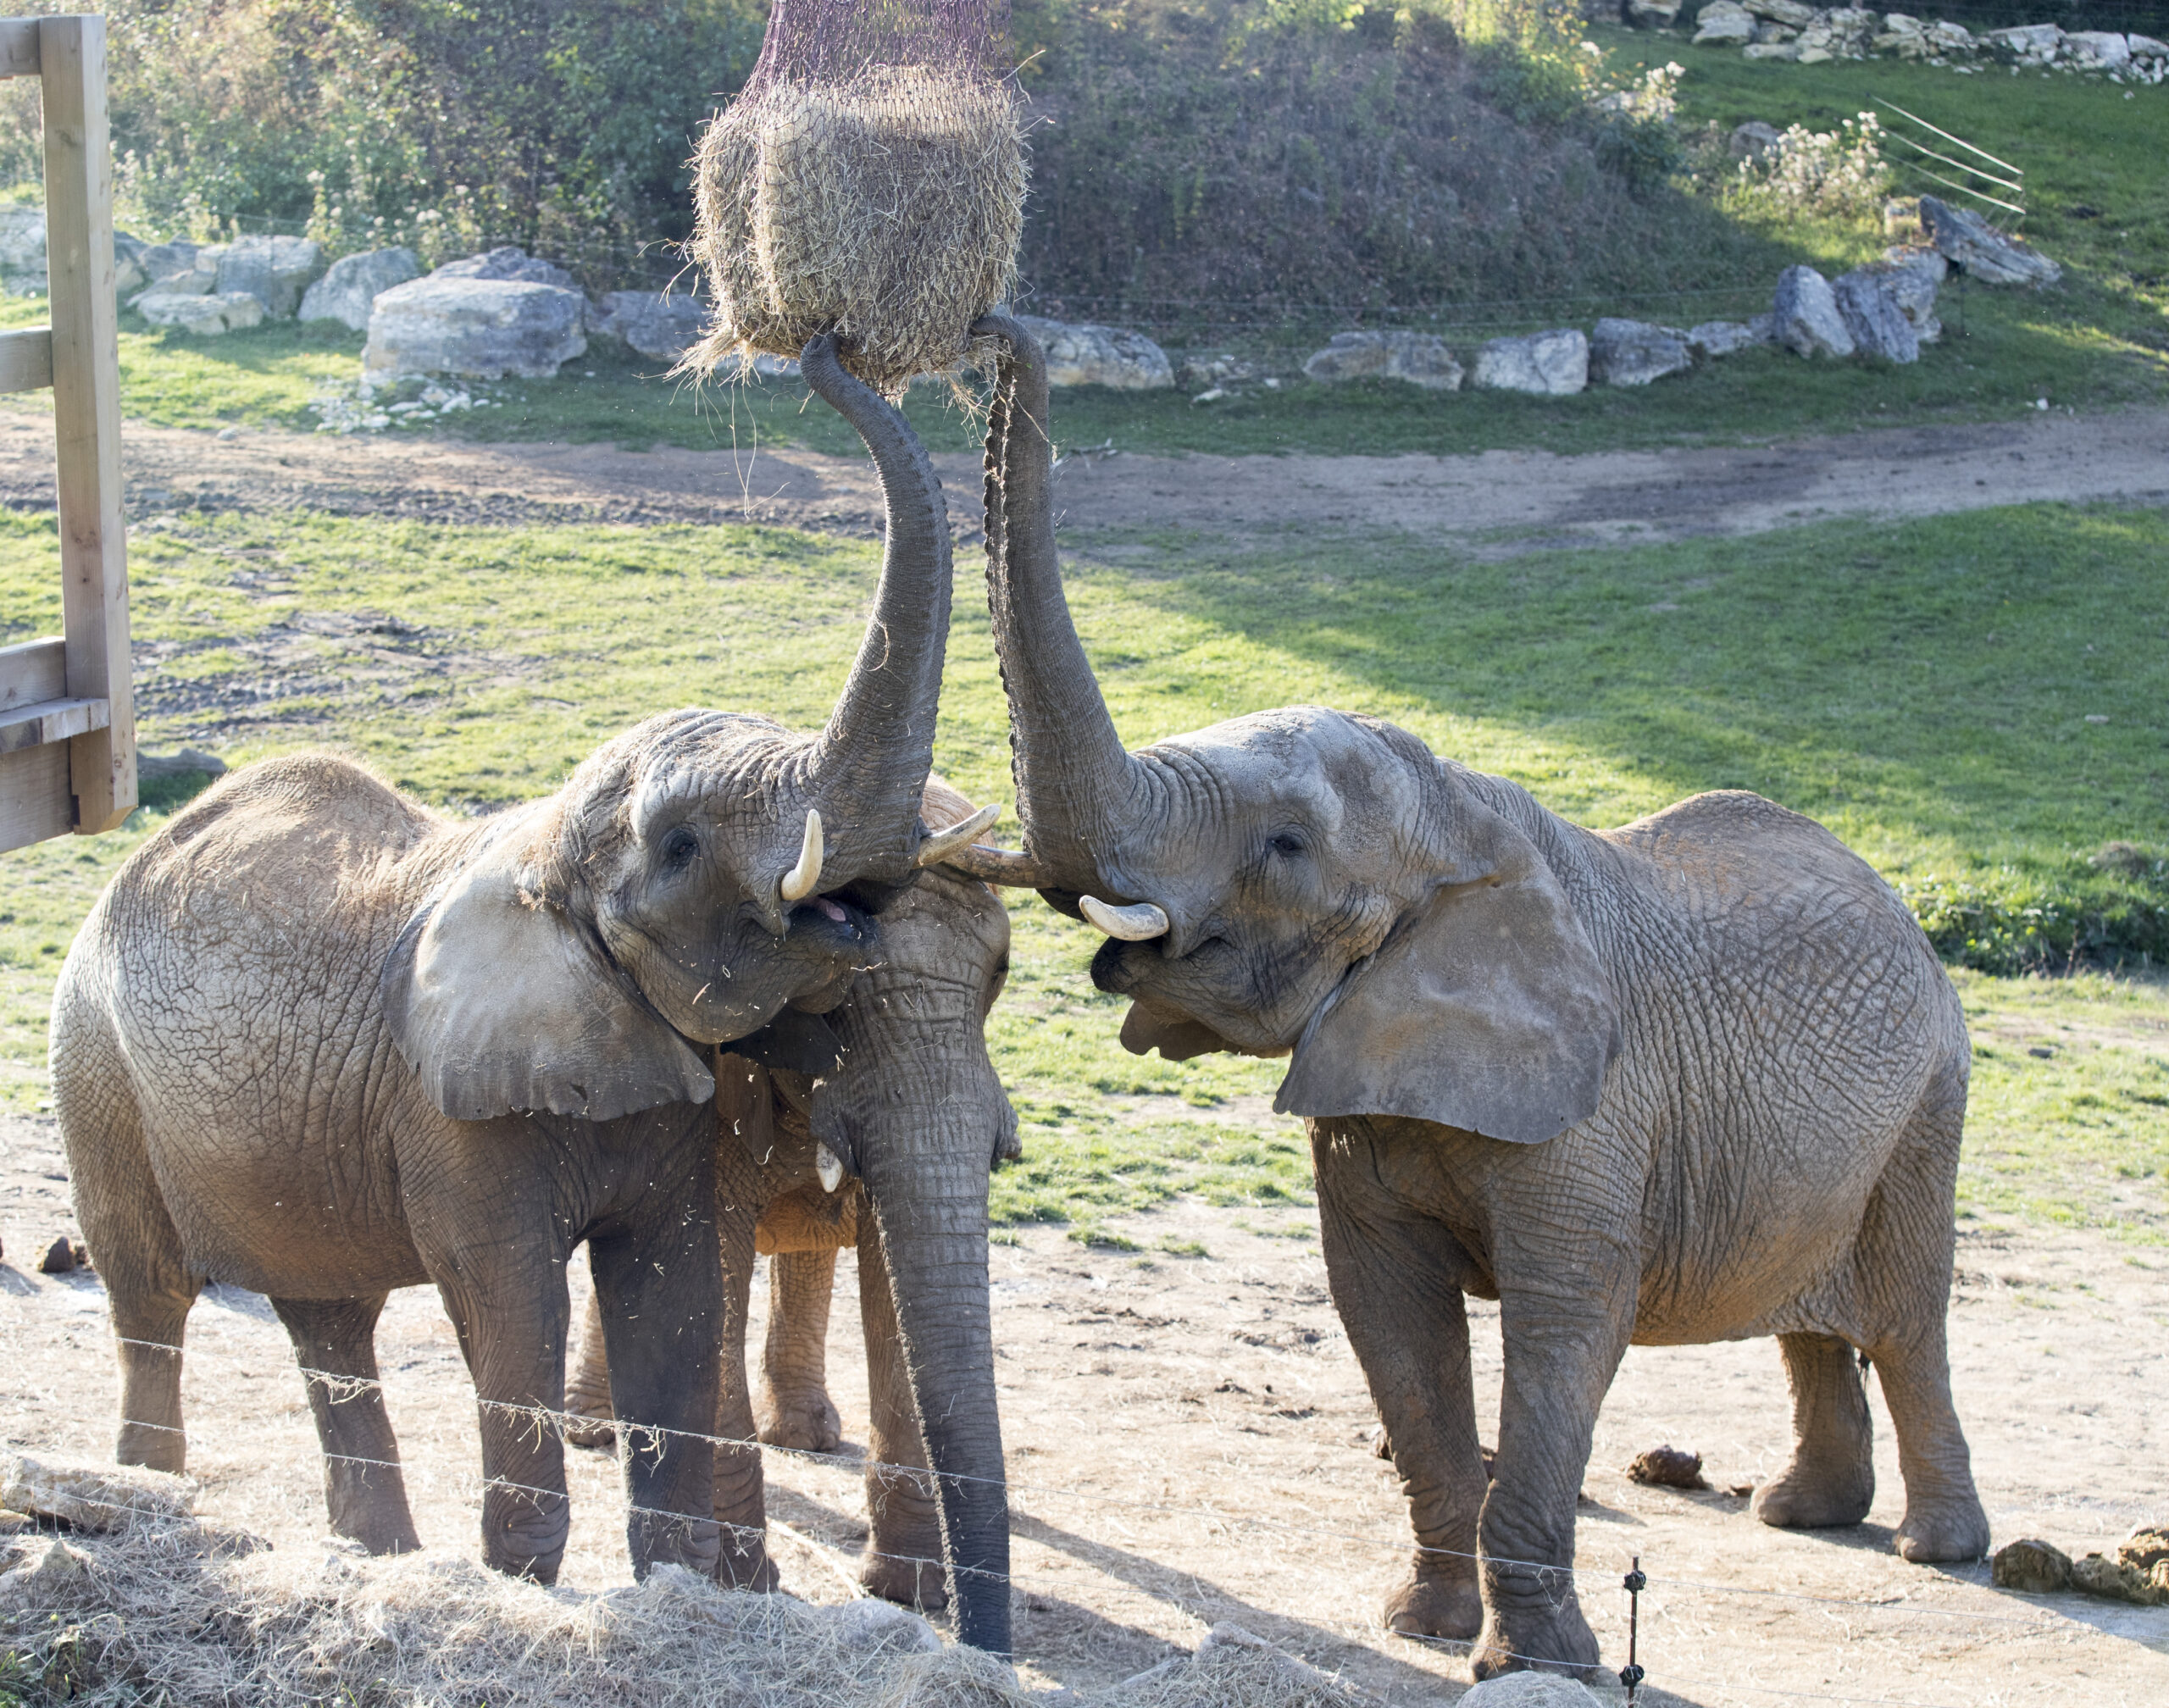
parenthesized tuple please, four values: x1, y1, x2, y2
(47, 340, 996, 1596)
(946, 316, 1990, 1677)
(562, 777, 1018, 1625)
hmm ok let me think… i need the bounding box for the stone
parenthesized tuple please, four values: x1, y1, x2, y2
(590, 290, 708, 363)
(1301, 330, 1462, 391)
(1589, 318, 1694, 386)
(134, 240, 218, 297)
(1687, 319, 1763, 358)
(298, 247, 421, 332)
(38, 1234, 74, 1273)
(1986, 24, 2062, 60)
(1473, 329, 1588, 396)
(1744, 0, 1816, 25)
(216, 235, 325, 319)
(1462, 1672, 1606, 1708)
(1013, 314, 1173, 390)
(1728, 121, 1783, 162)
(2117, 1524, 2169, 1572)
(1878, 245, 1946, 338)
(2065, 30, 2132, 70)
(1927, 20, 1975, 54)
(1919, 196, 2061, 287)
(1624, 0, 1680, 25)
(433, 246, 580, 291)
(1693, 2, 1756, 44)
(364, 277, 587, 380)
(135, 291, 266, 336)
(0, 1536, 92, 1601)
(1176, 352, 1256, 389)
(824, 1596, 943, 1655)
(1772, 265, 1855, 358)
(1795, 44, 1834, 62)
(2130, 35, 2169, 62)
(1742, 41, 1800, 58)
(112, 232, 148, 295)
(1, 1453, 196, 1533)
(0, 205, 44, 295)
(1833, 267, 1919, 363)
(1992, 1538, 2072, 1593)
(2071, 1550, 2166, 1605)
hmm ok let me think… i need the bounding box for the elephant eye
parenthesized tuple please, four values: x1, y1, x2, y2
(660, 827, 701, 872)
(1268, 832, 1306, 858)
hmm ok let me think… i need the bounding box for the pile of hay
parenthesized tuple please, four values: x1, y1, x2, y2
(689, 66, 1025, 395)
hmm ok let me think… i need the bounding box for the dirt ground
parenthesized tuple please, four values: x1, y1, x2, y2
(4, 1110, 2165, 1707)
(3, 406, 2167, 546)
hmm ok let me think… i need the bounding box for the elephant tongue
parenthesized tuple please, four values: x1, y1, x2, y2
(816, 898, 848, 923)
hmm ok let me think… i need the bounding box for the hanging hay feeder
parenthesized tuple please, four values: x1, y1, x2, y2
(687, 0, 1026, 395)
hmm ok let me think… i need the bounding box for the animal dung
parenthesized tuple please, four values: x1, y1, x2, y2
(38, 1234, 75, 1274)
(687, 0, 1025, 394)
(1992, 1536, 2073, 1594)
(1626, 1445, 1711, 1490)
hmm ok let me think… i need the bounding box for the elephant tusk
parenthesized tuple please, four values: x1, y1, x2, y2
(815, 1142, 846, 1194)
(938, 841, 1058, 887)
(915, 802, 1002, 868)
(1080, 895, 1170, 940)
(779, 809, 824, 903)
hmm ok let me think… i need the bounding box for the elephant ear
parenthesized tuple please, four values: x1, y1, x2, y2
(382, 825, 714, 1123)
(1275, 805, 1618, 1145)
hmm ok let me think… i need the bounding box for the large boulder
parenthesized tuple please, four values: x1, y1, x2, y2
(1831, 267, 1919, 363)
(1589, 317, 1693, 386)
(364, 276, 587, 380)
(0, 205, 43, 295)
(299, 247, 422, 333)
(1985, 24, 2063, 62)
(1473, 330, 1588, 396)
(1301, 330, 1462, 391)
(435, 246, 580, 291)
(1918, 196, 2060, 287)
(1014, 314, 1173, 390)
(591, 290, 709, 363)
(2064, 30, 2131, 69)
(1693, 2, 1756, 45)
(1745, 0, 1817, 23)
(1624, 0, 1681, 25)
(1873, 246, 1945, 339)
(133, 240, 219, 298)
(135, 291, 266, 336)
(217, 235, 325, 319)
(1771, 265, 1855, 358)
(1687, 319, 1767, 358)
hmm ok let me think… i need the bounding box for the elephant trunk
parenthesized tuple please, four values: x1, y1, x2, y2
(973, 313, 1148, 899)
(797, 336, 954, 893)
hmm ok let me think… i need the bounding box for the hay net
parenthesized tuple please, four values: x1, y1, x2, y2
(690, 0, 1026, 395)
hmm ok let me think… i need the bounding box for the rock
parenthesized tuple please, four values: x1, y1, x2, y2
(590, 290, 708, 363)
(1301, 330, 1462, 391)
(216, 235, 325, 319)
(138, 748, 228, 781)
(0, 1454, 196, 1533)
(2131, 35, 2169, 63)
(1687, 319, 1764, 358)
(1919, 196, 2060, 287)
(1176, 352, 1256, 389)
(2118, 1524, 2169, 1572)
(0, 205, 44, 295)
(134, 240, 218, 297)
(1743, 41, 1800, 58)
(299, 247, 421, 333)
(1462, 1672, 1606, 1708)
(1627, 1445, 1710, 1488)
(2065, 30, 2132, 70)
(1473, 329, 1588, 396)
(1728, 121, 1783, 162)
(1772, 265, 1855, 358)
(1013, 314, 1173, 390)
(113, 232, 148, 295)
(1985, 24, 2062, 61)
(1624, 0, 1680, 25)
(1693, 1, 1756, 44)
(1589, 318, 1693, 386)
(135, 291, 266, 336)
(1992, 1537, 2072, 1594)
(1795, 44, 1834, 62)
(1744, 0, 1817, 25)
(433, 246, 580, 291)
(2071, 1550, 2166, 1605)
(364, 277, 587, 380)
(1876, 246, 1946, 338)
(1832, 267, 1919, 363)
(0, 1535, 92, 1601)
(39, 1234, 75, 1273)
(1927, 20, 1975, 54)
(824, 1596, 943, 1655)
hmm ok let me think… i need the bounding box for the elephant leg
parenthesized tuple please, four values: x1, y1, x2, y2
(1313, 1133, 1484, 1643)
(757, 1248, 844, 1453)
(563, 1287, 617, 1450)
(854, 1219, 946, 1610)
(712, 1141, 778, 1591)
(1751, 1333, 1875, 1531)
(1475, 1263, 1635, 1680)
(1871, 1320, 1989, 1562)
(271, 1293, 419, 1555)
(109, 1284, 196, 1476)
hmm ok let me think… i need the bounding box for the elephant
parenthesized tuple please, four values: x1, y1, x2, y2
(560, 776, 1019, 1632)
(47, 336, 988, 1592)
(941, 315, 1991, 1677)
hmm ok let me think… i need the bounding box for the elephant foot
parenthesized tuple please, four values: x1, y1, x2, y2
(1384, 1572, 1482, 1641)
(861, 1544, 947, 1611)
(118, 1423, 186, 1476)
(1894, 1493, 1990, 1563)
(1751, 1458, 1874, 1531)
(483, 1492, 569, 1584)
(755, 1387, 843, 1456)
(1468, 1600, 1601, 1681)
(330, 1506, 420, 1557)
(563, 1384, 616, 1450)
(715, 1533, 781, 1594)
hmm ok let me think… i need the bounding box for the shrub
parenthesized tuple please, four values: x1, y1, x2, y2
(1899, 846, 2169, 976)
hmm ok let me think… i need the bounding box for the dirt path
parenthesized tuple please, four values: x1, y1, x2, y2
(5, 1114, 2164, 1705)
(3, 406, 2167, 546)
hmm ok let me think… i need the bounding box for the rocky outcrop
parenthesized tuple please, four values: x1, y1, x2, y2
(135, 291, 267, 336)
(1013, 314, 1173, 389)
(1301, 330, 1462, 390)
(1918, 196, 2061, 287)
(1473, 330, 1589, 396)
(364, 252, 587, 380)
(1772, 265, 1855, 358)
(299, 247, 421, 332)
(591, 290, 709, 363)
(217, 236, 325, 318)
(1690, 8, 2166, 83)
(1589, 318, 1694, 385)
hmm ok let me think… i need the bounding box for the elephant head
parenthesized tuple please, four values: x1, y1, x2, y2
(954, 317, 1617, 1145)
(383, 334, 968, 1123)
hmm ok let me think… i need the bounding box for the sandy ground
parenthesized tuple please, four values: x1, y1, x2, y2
(4, 1111, 2165, 1706)
(3, 406, 2168, 547)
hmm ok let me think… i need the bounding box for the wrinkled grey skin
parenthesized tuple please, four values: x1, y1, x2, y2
(960, 315, 1990, 1678)
(47, 337, 962, 1589)
(562, 779, 1019, 1641)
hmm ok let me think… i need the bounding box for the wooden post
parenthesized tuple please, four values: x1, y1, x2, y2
(41, 13, 134, 833)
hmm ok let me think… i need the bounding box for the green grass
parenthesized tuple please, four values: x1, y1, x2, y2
(0, 500, 2161, 1234)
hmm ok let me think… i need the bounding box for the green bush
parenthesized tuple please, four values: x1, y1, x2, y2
(1900, 846, 2169, 976)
